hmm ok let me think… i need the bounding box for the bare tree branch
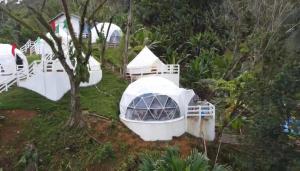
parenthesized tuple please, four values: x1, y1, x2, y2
(87, 0, 107, 21)
(61, 0, 80, 52)
(40, 0, 47, 11)
(0, 5, 57, 55)
(78, 0, 90, 49)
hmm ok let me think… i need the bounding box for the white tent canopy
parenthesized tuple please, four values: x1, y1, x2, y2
(35, 31, 72, 57)
(127, 46, 166, 74)
(17, 30, 102, 101)
(91, 22, 122, 43)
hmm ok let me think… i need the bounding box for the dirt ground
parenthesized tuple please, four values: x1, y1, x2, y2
(0, 110, 37, 170)
(87, 115, 202, 170)
(0, 110, 203, 170)
(87, 115, 201, 157)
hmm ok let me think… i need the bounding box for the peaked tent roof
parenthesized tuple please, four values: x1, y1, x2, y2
(127, 46, 165, 69)
(49, 12, 83, 22)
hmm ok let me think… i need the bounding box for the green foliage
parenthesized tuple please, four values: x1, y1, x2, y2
(85, 143, 115, 164)
(26, 54, 41, 63)
(139, 147, 231, 171)
(16, 112, 115, 170)
(16, 144, 38, 170)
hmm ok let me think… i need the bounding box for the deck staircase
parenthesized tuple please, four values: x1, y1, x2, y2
(0, 61, 40, 93)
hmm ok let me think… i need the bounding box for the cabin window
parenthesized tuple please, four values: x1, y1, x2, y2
(16, 54, 23, 66)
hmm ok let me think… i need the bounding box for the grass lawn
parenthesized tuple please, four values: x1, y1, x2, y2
(0, 69, 128, 119)
(0, 63, 204, 170)
(0, 68, 131, 170)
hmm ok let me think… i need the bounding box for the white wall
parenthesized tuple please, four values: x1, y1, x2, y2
(186, 116, 215, 141)
(55, 16, 80, 36)
(120, 116, 186, 141)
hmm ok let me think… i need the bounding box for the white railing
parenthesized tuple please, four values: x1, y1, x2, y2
(0, 61, 41, 93)
(0, 76, 17, 93)
(126, 64, 180, 81)
(20, 39, 37, 54)
(27, 60, 41, 77)
(187, 101, 215, 118)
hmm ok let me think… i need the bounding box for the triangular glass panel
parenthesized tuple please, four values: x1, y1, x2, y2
(149, 109, 163, 120)
(133, 97, 141, 106)
(135, 109, 148, 120)
(131, 109, 141, 120)
(174, 107, 180, 118)
(165, 98, 177, 108)
(165, 109, 176, 119)
(150, 97, 163, 109)
(156, 95, 168, 107)
(143, 110, 155, 121)
(128, 101, 135, 108)
(136, 99, 148, 109)
(143, 96, 154, 108)
(159, 110, 169, 120)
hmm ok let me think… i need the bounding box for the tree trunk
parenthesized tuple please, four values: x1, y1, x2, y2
(122, 0, 132, 78)
(66, 77, 86, 128)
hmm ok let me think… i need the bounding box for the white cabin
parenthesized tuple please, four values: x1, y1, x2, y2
(49, 12, 90, 38)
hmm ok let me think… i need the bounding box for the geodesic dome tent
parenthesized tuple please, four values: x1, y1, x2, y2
(91, 22, 123, 44)
(0, 44, 28, 84)
(120, 76, 195, 141)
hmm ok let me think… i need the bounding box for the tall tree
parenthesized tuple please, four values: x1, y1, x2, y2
(0, 0, 107, 128)
(122, 0, 132, 78)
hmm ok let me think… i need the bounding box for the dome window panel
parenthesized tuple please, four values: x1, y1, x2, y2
(143, 111, 155, 121)
(165, 98, 177, 108)
(157, 95, 168, 107)
(135, 98, 148, 109)
(149, 109, 163, 120)
(132, 96, 141, 106)
(165, 108, 180, 119)
(125, 93, 181, 121)
(128, 101, 135, 108)
(159, 111, 169, 120)
(136, 109, 148, 120)
(150, 97, 163, 109)
(132, 109, 142, 120)
(143, 96, 154, 108)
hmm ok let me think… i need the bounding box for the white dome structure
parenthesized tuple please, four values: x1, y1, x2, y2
(91, 22, 122, 44)
(120, 76, 195, 141)
(0, 44, 28, 84)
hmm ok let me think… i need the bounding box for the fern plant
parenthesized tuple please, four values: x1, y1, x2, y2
(139, 147, 231, 171)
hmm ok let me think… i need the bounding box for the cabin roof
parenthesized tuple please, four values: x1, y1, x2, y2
(49, 12, 81, 22)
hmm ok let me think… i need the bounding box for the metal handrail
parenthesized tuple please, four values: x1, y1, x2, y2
(127, 64, 180, 76)
(187, 101, 215, 118)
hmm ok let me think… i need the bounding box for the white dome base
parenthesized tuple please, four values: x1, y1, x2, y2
(120, 115, 185, 141)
